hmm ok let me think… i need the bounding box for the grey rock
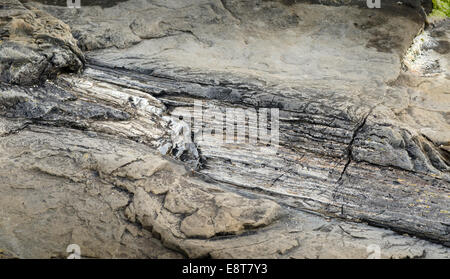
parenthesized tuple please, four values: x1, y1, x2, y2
(0, 0, 448, 258)
(0, 0, 84, 85)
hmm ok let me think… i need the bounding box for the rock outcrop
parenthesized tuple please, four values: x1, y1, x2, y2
(0, 0, 84, 85)
(0, 0, 449, 258)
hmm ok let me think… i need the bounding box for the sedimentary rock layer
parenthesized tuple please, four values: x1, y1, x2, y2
(0, 0, 448, 258)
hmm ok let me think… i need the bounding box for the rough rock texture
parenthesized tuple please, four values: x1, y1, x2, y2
(0, 0, 84, 85)
(0, 0, 449, 258)
(0, 122, 283, 258)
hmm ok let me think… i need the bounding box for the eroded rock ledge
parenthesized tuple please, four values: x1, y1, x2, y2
(0, 0, 449, 258)
(0, 0, 84, 85)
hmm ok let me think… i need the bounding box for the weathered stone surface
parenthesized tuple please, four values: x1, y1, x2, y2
(0, 120, 448, 258)
(0, 0, 449, 258)
(0, 0, 84, 85)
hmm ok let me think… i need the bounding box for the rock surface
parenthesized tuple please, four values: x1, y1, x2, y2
(0, 0, 449, 258)
(0, 0, 84, 85)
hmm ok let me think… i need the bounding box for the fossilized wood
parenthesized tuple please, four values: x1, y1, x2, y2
(0, 0, 449, 258)
(0, 0, 84, 84)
